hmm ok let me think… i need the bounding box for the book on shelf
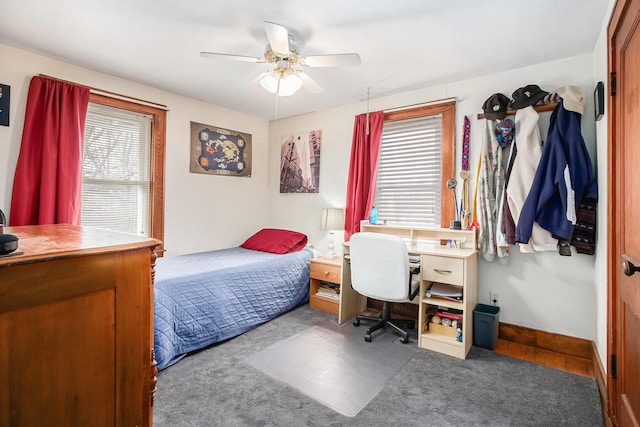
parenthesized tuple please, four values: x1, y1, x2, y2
(427, 294, 463, 303)
(431, 304, 463, 318)
(317, 284, 339, 294)
(316, 290, 340, 300)
(425, 282, 463, 301)
(435, 310, 463, 321)
(320, 280, 340, 289)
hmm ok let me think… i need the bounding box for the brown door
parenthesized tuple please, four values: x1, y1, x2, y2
(608, 0, 640, 425)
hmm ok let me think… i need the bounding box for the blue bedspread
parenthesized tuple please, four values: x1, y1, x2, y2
(154, 247, 313, 370)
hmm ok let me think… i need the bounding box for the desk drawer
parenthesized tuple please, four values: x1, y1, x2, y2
(310, 261, 341, 283)
(421, 255, 463, 285)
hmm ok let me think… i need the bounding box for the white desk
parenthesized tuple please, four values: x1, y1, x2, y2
(341, 224, 478, 359)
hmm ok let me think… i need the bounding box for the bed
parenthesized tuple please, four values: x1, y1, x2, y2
(153, 236, 314, 370)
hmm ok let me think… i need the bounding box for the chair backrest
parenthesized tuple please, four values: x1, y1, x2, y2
(350, 232, 410, 302)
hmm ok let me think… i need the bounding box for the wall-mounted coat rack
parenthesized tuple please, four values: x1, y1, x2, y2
(477, 102, 558, 120)
(476, 93, 561, 120)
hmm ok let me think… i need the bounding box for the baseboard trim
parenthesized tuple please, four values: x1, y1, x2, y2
(592, 341, 612, 427)
(498, 322, 592, 359)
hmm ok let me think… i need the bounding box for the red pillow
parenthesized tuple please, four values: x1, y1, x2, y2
(241, 228, 308, 254)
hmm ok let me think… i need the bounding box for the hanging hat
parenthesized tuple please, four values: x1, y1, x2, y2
(511, 84, 549, 110)
(556, 85, 585, 115)
(482, 93, 510, 120)
(495, 119, 515, 148)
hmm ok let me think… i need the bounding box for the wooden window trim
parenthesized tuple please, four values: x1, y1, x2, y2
(88, 93, 166, 253)
(384, 101, 456, 228)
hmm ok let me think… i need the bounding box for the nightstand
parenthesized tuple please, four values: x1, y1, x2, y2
(308, 257, 342, 315)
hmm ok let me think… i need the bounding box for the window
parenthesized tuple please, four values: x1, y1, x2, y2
(81, 93, 166, 251)
(374, 101, 455, 228)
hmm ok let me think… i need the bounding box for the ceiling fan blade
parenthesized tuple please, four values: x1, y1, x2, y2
(264, 21, 290, 55)
(200, 52, 263, 63)
(302, 53, 361, 67)
(297, 72, 324, 94)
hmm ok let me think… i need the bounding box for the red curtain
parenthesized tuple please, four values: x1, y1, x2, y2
(344, 111, 384, 240)
(10, 76, 90, 226)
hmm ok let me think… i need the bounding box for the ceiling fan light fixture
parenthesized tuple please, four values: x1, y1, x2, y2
(260, 69, 302, 96)
(278, 72, 302, 96)
(259, 71, 280, 94)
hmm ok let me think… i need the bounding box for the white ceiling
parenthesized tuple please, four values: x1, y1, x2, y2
(1, 0, 609, 120)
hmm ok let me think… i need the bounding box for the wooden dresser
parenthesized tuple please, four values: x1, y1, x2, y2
(0, 225, 160, 427)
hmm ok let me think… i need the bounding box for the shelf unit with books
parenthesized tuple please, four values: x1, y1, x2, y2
(347, 223, 478, 358)
(309, 257, 342, 316)
(418, 251, 478, 359)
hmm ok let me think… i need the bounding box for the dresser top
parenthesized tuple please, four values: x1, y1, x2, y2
(1, 224, 160, 267)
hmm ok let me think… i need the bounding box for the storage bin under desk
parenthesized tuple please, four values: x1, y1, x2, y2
(419, 297, 466, 357)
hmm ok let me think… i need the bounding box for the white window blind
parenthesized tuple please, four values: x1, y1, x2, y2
(81, 103, 152, 236)
(374, 114, 442, 227)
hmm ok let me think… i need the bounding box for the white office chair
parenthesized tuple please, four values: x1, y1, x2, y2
(350, 232, 420, 343)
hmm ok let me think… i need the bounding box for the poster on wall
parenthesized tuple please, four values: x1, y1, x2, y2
(190, 121, 252, 177)
(280, 129, 321, 193)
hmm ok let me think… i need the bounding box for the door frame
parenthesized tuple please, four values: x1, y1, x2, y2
(607, 0, 638, 424)
(607, 0, 621, 420)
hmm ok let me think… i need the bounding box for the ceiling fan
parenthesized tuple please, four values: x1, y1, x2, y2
(200, 21, 361, 96)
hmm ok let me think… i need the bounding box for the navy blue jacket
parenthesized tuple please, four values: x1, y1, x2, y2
(515, 101, 597, 243)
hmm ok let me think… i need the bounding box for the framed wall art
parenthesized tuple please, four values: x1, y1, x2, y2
(190, 121, 252, 177)
(594, 81, 604, 121)
(280, 129, 321, 193)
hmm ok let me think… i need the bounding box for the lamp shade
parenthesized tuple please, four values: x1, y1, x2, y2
(320, 208, 345, 231)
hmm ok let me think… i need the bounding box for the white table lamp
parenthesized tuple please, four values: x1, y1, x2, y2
(320, 208, 345, 258)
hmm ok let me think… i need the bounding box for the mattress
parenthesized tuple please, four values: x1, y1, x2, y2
(154, 247, 313, 370)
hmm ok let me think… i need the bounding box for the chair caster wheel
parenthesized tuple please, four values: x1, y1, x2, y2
(353, 318, 360, 327)
(401, 335, 409, 344)
(364, 333, 372, 342)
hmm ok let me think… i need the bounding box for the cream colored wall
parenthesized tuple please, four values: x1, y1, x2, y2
(0, 44, 270, 255)
(268, 54, 601, 342)
(592, 0, 616, 372)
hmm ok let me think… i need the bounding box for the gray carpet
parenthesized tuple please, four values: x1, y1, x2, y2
(244, 321, 416, 416)
(154, 304, 604, 426)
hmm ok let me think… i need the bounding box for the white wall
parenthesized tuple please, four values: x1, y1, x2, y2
(592, 0, 617, 371)
(0, 44, 270, 255)
(268, 54, 600, 341)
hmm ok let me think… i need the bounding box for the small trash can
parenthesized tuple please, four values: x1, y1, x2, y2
(473, 303, 500, 350)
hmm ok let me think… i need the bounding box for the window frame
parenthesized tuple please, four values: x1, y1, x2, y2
(382, 100, 456, 229)
(87, 93, 166, 253)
